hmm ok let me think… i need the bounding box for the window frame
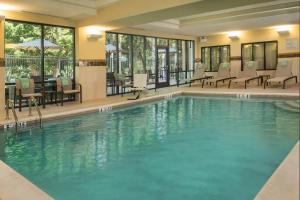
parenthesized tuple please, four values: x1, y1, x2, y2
(4, 19, 76, 84)
(201, 45, 230, 72)
(241, 40, 278, 71)
(106, 31, 195, 95)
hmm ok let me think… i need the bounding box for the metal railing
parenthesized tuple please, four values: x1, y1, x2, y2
(28, 97, 43, 128)
(5, 55, 74, 83)
(5, 99, 19, 132)
(5, 97, 43, 133)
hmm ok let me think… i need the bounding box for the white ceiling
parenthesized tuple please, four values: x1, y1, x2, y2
(0, 0, 120, 20)
(0, 0, 299, 36)
(133, 0, 300, 36)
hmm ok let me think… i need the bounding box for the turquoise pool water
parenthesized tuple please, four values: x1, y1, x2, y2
(0, 96, 299, 200)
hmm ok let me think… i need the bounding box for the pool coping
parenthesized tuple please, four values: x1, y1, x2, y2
(0, 90, 299, 200)
(254, 142, 299, 200)
(1, 90, 299, 129)
(0, 160, 54, 200)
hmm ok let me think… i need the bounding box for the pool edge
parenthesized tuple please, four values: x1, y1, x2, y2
(254, 141, 299, 200)
(0, 160, 54, 200)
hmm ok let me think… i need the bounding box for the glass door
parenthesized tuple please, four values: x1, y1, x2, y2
(156, 46, 169, 88)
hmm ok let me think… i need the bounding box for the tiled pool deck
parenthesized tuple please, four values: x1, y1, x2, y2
(0, 84, 299, 200)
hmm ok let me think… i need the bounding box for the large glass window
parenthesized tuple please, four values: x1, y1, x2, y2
(106, 32, 118, 73)
(44, 25, 74, 80)
(5, 21, 75, 83)
(186, 41, 194, 80)
(241, 41, 277, 70)
(105, 32, 195, 95)
(145, 37, 156, 88)
(5, 21, 42, 83)
(118, 34, 131, 76)
(4, 20, 75, 105)
(201, 45, 230, 72)
(133, 36, 145, 74)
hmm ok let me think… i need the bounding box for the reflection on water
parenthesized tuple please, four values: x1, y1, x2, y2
(0, 97, 299, 200)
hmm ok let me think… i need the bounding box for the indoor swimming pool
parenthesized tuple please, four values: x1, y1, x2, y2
(0, 96, 299, 200)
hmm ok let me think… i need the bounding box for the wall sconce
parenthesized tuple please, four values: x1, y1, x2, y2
(0, 3, 17, 11)
(86, 27, 103, 40)
(227, 31, 241, 40)
(275, 25, 291, 35)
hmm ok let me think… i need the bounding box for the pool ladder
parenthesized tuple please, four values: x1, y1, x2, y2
(5, 97, 43, 133)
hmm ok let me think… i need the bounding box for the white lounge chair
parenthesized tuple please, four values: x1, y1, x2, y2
(128, 74, 148, 100)
(228, 61, 260, 89)
(184, 63, 213, 87)
(264, 59, 298, 89)
(202, 62, 232, 88)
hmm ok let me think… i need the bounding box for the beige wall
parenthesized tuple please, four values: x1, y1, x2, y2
(76, 27, 106, 60)
(75, 66, 106, 101)
(198, 24, 300, 77)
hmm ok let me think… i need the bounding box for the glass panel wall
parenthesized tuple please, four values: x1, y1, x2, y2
(253, 43, 264, 70)
(241, 44, 252, 67)
(105, 32, 195, 95)
(5, 20, 75, 104)
(133, 36, 145, 74)
(241, 41, 277, 70)
(118, 34, 131, 77)
(201, 48, 210, 71)
(105, 32, 118, 73)
(201, 45, 230, 72)
(186, 41, 194, 79)
(178, 41, 186, 83)
(5, 21, 42, 83)
(169, 39, 178, 85)
(265, 42, 277, 69)
(44, 25, 74, 79)
(145, 37, 156, 89)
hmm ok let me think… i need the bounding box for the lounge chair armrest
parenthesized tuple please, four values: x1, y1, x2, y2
(205, 75, 214, 79)
(246, 76, 260, 82)
(283, 76, 298, 83)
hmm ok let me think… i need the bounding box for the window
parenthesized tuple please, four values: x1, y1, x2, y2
(241, 41, 277, 70)
(118, 34, 132, 76)
(105, 32, 195, 95)
(106, 32, 118, 73)
(5, 20, 75, 83)
(44, 25, 75, 79)
(132, 35, 145, 74)
(201, 45, 230, 72)
(5, 21, 42, 83)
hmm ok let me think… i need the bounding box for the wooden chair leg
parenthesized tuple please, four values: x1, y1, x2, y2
(264, 80, 267, 89)
(228, 80, 231, 88)
(19, 96, 22, 112)
(61, 93, 64, 106)
(55, 92, 57, 105)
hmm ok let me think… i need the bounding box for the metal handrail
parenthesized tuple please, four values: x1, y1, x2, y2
(5, 97, 43, 132)
(29, 97, 43, 128)
(5, 99, 19, 132)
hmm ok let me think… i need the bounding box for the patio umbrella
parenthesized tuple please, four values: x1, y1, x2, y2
(106, 44, 117, 51)
(15, 39, 60, 50)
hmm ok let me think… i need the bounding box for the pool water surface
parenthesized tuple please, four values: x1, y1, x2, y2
(0, 96, 299, 200)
